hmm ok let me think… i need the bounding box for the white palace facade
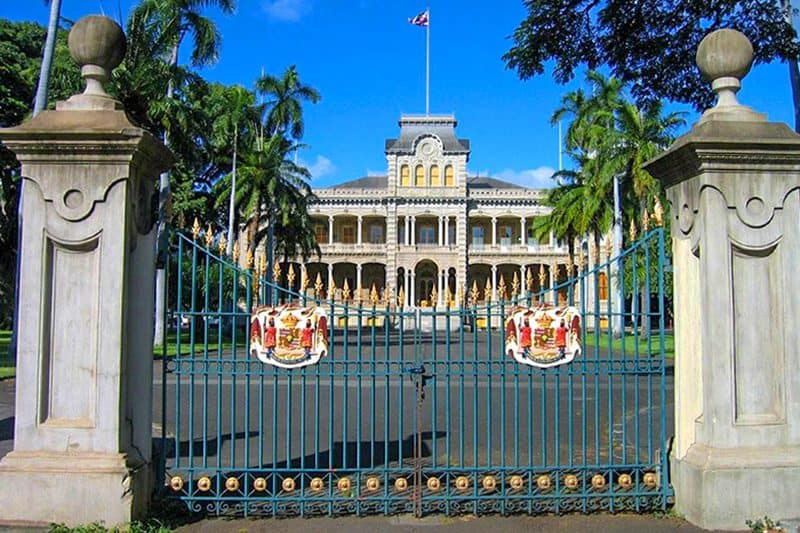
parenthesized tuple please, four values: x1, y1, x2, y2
(296, 114, 579, 307)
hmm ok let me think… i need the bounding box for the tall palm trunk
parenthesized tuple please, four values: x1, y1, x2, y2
(226, 124, 238, 255)
(12, 0, 63, 360)
(33, 0, 62, 116)
(154, 44, 179, 346)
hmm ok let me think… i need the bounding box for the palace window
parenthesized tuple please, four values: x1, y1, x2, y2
(369, 225, 384, 244)
(430, 165, 440, 186)
(314, 223, 328, 244)
(499, 225, 513, 247)
(400, 165, 410, 187)
(445, 165, 455, 186)
(415, 165, 425, 187)
(342, 224, 355, 244)
(419, 225, 435, 244)
(526, 226, 537, 246)
(472, 226, 484, 247)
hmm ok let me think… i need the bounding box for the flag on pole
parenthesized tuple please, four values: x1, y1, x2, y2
(408, 9, 429, 27)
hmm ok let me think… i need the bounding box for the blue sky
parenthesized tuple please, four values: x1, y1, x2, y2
(3, 1, 796, 188)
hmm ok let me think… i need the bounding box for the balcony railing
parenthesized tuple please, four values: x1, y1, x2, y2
(318, 242, 386, 254)
(469, 243, 566, 254)
(315, 242, 566, 255)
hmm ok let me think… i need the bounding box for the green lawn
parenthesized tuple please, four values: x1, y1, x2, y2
(154, 331, 243, 358)
(584, 331, 674, 358)
(0, 330, 14, 379)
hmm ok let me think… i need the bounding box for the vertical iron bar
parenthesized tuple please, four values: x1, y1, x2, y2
(188, 239, 198, 474)
(174, 236, 184, 472)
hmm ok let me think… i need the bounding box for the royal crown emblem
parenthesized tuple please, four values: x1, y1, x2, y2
(250, 303, 328, 369)
(504, 304, 581, 368)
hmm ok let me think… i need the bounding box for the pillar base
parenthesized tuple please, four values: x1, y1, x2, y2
(672, 443, 800, 531)
(0, 451, 152, 527)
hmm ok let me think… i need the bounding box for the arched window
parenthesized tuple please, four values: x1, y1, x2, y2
(400, 165, 410, 187)
(430, 165, 440, 186)
(598, 272, 609, 300)
(415, 165, 425, 187)
(445, 165, 455, 186)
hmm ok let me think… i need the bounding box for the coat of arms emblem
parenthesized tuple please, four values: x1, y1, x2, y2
(250, 304, 328, 368)
(505, 305, 581, 368)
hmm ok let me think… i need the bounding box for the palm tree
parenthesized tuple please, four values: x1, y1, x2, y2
(33, 0, 62, 116)
(256, 65, 321, 140)
(133, 0, 236, 343)
(609, 100, 684, 338)
(207, 84, 263, 254)
(214, 134, 313, 255)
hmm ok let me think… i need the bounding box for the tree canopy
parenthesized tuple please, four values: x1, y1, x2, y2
(503, 0, 800, 111)
(0, 11, 321, 328)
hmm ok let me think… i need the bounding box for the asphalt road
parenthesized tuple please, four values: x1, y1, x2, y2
(154, 326, 672, 479)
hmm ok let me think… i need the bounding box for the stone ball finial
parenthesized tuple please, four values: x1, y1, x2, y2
(67, 15, 126, 99)
(696, 29, 753, 109)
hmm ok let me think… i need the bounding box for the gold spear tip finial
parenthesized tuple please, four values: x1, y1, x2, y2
(246, 248, 254, 269)
(287, 264, 296, 285)
(342, 278, 351, 301)
(232, 240, 240, 262)
(273, 262, 282, 283)
(205, 225, 214, 248)
(370, 283, 379, 304)
(398, 286, 406, 308)
(192, 217, 201, 240)
(314, 272, 324, 298)
(629, 217, 638, 241)
(259, 253, 267, 275)
(653, 198, 664, 226)
(430, 285, 438, 306)
(218, 234, 227, 256)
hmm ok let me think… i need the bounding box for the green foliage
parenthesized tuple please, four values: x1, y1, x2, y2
(48, 520, 173, 533)
(256, 64, 322, 140)
(746, 516, 783, 532)
(0, 329, 13, 378)
(540, 71, 682, 255)
(0, 8, 322, 331)
(168, 245, 239, 316)
(0, 18, 47, 329)
(503, 0, 800, 111)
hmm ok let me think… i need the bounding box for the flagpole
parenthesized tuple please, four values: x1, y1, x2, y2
(426, 7, 430, 115)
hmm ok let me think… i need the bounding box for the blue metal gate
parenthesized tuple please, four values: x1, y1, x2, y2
(158, 225, 671, 516)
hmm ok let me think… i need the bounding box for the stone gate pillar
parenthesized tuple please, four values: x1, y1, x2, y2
(0, 16, 171, 527)
(644, 30, 800, 530)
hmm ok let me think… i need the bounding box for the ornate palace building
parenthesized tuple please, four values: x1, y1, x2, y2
(298, 114, 574, 307)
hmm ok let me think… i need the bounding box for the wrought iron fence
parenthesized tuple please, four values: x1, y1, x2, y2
(157, 222, 670, 517)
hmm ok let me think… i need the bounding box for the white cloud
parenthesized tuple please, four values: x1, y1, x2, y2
(494, 166, 558, 189)
(305, 155, 336, 179)
(262, 0, 310, 22)
(366, 169, 384, 177)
